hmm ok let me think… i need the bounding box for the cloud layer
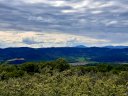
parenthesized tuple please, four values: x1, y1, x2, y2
(0, 0, 128, 47)
(0, 31, 109, 48)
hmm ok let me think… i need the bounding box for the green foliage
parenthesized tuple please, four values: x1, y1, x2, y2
(96, 64, 113, 72)
(0, 64, 17, 73)
(39, 58, 71, 72)
(76, 66, 97, 75)
(0, 71, 127, 96)
(0, 58, 71, 79)
(114, 64, 128, 71)
(20, 62, 39, 74)
(0, 59, 128, 95)
(0, 70, 24, 80)
(54, 58, 71, 71)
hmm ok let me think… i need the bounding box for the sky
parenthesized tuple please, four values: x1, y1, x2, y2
(0, 0, 128, 48)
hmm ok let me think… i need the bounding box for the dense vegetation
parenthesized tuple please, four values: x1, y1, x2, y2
(0, 58, 128, 96)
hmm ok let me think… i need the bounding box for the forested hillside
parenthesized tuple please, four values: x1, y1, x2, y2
(1, 47, 128, 63)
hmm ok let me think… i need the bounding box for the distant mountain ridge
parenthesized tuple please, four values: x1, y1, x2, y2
(103, 46, 128, 49)
(1, 47, 128, 63)
(75, 45, 87, 48)
(75, 45, 128, 49)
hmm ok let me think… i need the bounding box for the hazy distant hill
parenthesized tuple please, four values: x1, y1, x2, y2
(75, 45, 87, 48)
(104, 46, 128, 49)
(75, 45, 128, 49)
(1, 47, 128, 63)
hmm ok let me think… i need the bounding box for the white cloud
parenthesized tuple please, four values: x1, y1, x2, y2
(98, 1, 116, 8)
(0, 31, 109, 48)
(106, 21, 118, 26)
(21, 0, 47, 4)
(21, 0, 66, 7)
(91, 10, 103, 14)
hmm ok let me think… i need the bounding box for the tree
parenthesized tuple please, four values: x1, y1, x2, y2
(20, 62, 39, 73)
(54, 58, 71, 71)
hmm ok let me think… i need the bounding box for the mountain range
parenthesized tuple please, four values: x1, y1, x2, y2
(1, 46, 128, 63)
(75, 45, 128, 49)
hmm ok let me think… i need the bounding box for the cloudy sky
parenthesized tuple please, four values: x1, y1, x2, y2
(0, 0, 128, 48)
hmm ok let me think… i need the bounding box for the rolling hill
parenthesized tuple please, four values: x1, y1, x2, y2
(0, 47, 128, 63)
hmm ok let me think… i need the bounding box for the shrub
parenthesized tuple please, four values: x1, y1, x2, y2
(96, 64, 113, 72)
(45, 58, 71, 72)
(20, 62, 39, 74)
(54, 58, 71, 71)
